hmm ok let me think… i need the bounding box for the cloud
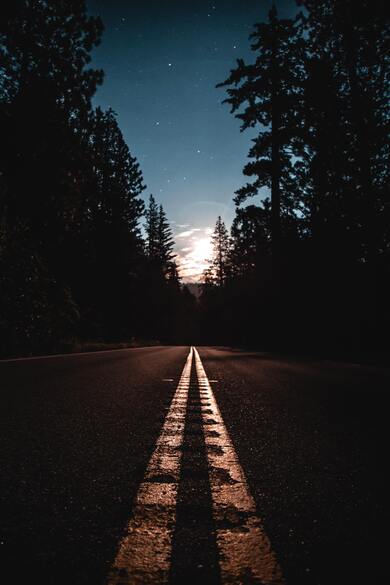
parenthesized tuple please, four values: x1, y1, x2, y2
(176, 228, 201, 238)
(174, 226, 213, 283)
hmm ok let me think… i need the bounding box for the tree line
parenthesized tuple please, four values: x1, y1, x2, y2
(200, 0, 389, 355)
(1, 0, 388, 357)
(0, 0, 195, 356)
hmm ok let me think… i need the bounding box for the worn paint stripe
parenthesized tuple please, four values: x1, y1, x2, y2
(107, 347, 193, 585)
(193, 347, 285, 585)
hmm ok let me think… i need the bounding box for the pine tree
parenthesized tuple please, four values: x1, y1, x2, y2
(0, 0, 104, 229)
(157, 205, 174, 264)
(81, 107, 146, 337)
(209, 216, 231, 287)
(87, 107, 145, 237)
(0, 0, 104, 352)
(0, 0, 103, 112)
(145, 196, 178, 284)
(218, 4, 305, 266)
(230, 204, 271, 278)
(298, 0, 390, 266)
(145, 195, 159, 260)
(158, 204, 179, 279)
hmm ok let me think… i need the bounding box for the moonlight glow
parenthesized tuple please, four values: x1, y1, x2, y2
(176, 229, 213, 282)
(191, 237, 213, 264)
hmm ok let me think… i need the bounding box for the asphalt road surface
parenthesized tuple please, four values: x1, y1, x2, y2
(1, 346, 389, 584)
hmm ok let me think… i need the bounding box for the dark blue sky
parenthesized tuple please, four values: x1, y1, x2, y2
(87, 0, 294, 279)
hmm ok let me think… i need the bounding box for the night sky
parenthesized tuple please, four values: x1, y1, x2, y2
(88, 0, 294, 280)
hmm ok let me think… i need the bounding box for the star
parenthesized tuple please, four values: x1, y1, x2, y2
(168, 63, 172, 67)
(155, 121, 160, 126)
(197, 149, 201, 154)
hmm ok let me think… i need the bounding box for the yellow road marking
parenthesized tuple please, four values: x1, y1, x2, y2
(193, 347, 285, 585)
(107, 346, 284, 584)
(107, 347, 193, 585)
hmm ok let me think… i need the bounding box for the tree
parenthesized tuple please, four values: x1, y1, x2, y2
(142, 194, 185, 341)
(145, 196, 176, 278)
(207, 216, 231, 287)
(0, 0, 104, 232)
(218, 4, 305, 267)
(0, 1, 152, 351)
(209, 0, 390, 351)
(298, 0, 390, 267)
(0, 223, 79, 356)
(0, 0, 105, 353)
(230, 203, 271, 278)
(145, 194, 159, 260)
(0, 0, 103, 111)
(157, 204, 176, 277)
(86, 107, 145, 241)
(79, 107, 146, 338)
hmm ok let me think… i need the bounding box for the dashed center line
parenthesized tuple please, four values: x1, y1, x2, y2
(107, 347, 284, 584)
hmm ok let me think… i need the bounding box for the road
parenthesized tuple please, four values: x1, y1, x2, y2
(1, 346, 389, 584)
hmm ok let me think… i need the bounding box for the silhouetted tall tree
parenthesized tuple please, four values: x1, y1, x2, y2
(207, 216, 231, 286)
(86, 107, 145, 239)
(78, 107, 146, 338)
(294, 0, 390, 343)
(204, 0, 390, 352)
(230, 204, 271, 278)
(142, 193, 187, 341)
(298, 0, 390, 266)
(218, 4, 305, 268)
(0, 0, 105, 353)
(0, 0, 103, 230)
(157, 204, 176, 276)
(145, 196, 177, 277)
(145, 195, 159, 259)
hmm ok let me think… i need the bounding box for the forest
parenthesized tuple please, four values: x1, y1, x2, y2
(0, 0, 195, 356)
(0, 0, 389, 358)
